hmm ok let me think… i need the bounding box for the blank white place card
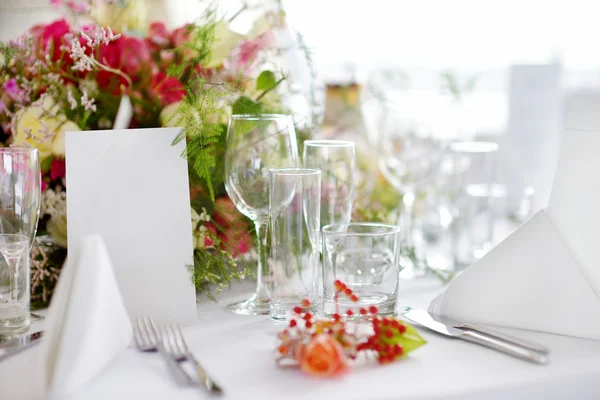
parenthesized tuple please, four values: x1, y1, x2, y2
(66, 128, 197, 324)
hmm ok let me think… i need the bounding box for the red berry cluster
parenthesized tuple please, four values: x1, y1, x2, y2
(291, 299, 314, 329)
(357, 317, 407, 364)
(334, 280, 359, 303)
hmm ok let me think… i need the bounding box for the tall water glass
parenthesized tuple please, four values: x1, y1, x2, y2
(0, 148, 41, 335)
(269, 168, 321, 320)
(322, 223, 402, 316)
(224, 115, 299, 315)
(450, 141, 500, 269)
(303, 140, 355, 227)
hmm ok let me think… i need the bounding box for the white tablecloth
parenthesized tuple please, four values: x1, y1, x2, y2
(1, 278, 600, 400)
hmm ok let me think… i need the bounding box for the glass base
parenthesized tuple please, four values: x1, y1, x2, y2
(0, 314, 30, 338)
(226, 293, 270, 315)
(323, 293, 396, 316)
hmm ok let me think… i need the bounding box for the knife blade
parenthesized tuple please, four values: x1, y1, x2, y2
(402, 308, 549, 364)
(0, 331, 44, 362)
(402, 306, 550, 354)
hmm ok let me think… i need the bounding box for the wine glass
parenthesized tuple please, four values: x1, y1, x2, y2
(224, 115, 299, 315)
(0, 148, 41, 335)
(303, 140, 355, 227)
(378, 115, 445, 278)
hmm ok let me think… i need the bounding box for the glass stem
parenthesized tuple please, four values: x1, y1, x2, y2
(254, 221, 269, 302)
(6, 256, 19, 301)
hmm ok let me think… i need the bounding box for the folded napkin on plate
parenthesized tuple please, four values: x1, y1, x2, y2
(38, 235, 132, 399)
(430, 127, 600, 340)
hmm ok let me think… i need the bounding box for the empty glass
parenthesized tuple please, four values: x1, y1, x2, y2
(0, 148, 41, 335)
(268, 168, 321, 320)
(303, 140, 355, 227)
(224, 114, 299, 315)
(322, 223, 402, 316)
(449, 141, 500, 269)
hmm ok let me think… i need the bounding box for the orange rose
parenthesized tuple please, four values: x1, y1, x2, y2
(299, 334, 349, 378)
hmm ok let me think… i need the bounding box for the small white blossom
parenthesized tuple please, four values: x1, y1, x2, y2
(67, 88, 78, 110)
(80, 88, 96, 112)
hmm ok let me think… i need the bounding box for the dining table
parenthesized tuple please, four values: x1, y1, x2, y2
(1, 277, 600, 400)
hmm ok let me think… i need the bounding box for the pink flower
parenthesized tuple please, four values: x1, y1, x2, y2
(151, 72, 185, 105)
(0, 100, 6, 115)
(148, 22, 171, 49)
(41, 180, 48, 192)
(49, 158, 66, 181)
(42, 19, 71, 62)
(171, 24, 192, 48)
(231, 31, 273, 73)
(50, 0, 62, 6)
(3, 79, 26, 102)
(66, 0, 90, 14)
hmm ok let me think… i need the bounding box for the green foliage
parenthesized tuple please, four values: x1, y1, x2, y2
(232, 95, 262, 115)
(256, 70, 276, 91)
(396, 320, 428, 354)
(40, 156, 54, 174)
(171, 80, 227, 200)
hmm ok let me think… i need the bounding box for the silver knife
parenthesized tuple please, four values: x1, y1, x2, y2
(402, 308, 549, 364)
(0, 331, 44, 362)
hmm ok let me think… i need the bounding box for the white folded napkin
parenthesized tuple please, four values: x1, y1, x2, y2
(38, 235, 132, 399)
(430, 127, 600, 340)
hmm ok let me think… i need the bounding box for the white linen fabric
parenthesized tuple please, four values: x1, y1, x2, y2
(37, 235, 132, 400)
(430, 128, 600, 340)
(1, 280, 600, 400)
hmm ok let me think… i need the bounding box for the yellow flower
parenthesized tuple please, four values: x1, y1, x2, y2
(159, 101, 183, 127)
(47, 214, 68, 248)
(11, 105, 79, 159)
(207, 20, 244, 68)
(93, 0, 148, 34)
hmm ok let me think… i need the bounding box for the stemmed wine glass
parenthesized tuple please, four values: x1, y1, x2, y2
(224, 114, 299, 315)
(378, 115, 444, 277)
(0, 148, 41, 334)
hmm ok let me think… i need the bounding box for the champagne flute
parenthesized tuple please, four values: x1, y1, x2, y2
(0, 148, 41, 335)
(303, 140, 355, 227)
(224, 115, 299, 315)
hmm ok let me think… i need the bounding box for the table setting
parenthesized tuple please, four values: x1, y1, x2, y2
(1, 1, 600, 400)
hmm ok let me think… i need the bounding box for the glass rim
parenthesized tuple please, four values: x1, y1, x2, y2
(270, 167, 321, 176)
(0, 147, 39, 154)
(230, 114, 291, 120)
(304, 140, 355, 148)
(322, 222, 402, 236)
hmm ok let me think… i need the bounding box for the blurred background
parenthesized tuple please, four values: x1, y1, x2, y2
(2, 0, 596, 275)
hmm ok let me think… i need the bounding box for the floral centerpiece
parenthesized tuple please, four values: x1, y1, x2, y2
(0, 0, 317, 306)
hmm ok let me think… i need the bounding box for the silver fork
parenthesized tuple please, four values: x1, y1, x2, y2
(160, 324, 224, 395)
(132, 316, 194, 385)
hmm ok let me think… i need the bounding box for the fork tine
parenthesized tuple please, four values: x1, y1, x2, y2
(175, 325, 190, 352)
(160, 325, 174, 356)
(131, 318, 143, 349)
(136, 317, 150, 348)
(142, 316, 157, 347)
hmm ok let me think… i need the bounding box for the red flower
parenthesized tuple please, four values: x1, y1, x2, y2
(151, 72, 185, 105)
(96, 39, 127, 94)
(119, 36, 150, 79)
(42, 19, 70, 62)
(147, 22, 171, 50)
(171, 24, 192, 48)
(49, 158, 66, 181)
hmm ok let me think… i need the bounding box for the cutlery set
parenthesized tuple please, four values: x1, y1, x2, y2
(0, 308, 550, 392)
(132, 316, 223, 395)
